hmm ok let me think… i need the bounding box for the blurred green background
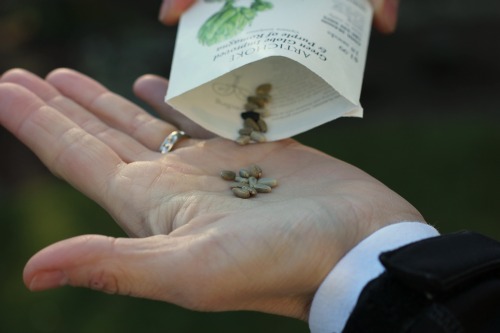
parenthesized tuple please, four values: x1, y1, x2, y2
(1, 0, 499, 332)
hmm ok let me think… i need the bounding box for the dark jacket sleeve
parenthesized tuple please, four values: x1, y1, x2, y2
(342, 231, 500, 333)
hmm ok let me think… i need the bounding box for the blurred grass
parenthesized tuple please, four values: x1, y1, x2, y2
(296, 115, 500, 237)
(1, 0, 500, 332)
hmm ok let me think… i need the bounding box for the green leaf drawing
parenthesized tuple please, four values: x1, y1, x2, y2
(198, 0, 273, 46)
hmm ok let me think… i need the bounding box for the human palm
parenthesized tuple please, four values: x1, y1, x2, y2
(0, 68, 423, 320)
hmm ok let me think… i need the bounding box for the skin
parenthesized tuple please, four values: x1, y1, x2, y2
(0, 68, 423, 320)
(0, 0, 413, 322)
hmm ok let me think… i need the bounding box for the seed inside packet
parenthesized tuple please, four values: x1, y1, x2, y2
(236, 84, 272, 145)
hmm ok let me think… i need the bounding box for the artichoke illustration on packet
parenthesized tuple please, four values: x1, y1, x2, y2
(198, 0, 273, 46)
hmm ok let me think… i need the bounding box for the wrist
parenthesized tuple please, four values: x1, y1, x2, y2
(308, 222, 439, 333)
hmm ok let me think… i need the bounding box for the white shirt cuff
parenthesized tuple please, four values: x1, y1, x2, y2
(308, 222, 440, 333)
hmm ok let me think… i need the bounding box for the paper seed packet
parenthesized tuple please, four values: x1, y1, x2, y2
(165, 0, 373, 141)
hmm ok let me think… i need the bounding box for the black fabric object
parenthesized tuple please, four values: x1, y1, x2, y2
(342, 231, 500, 333)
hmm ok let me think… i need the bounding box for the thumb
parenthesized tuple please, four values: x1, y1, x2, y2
(369, 0, 399, 34)
(23, 234, 195, 303)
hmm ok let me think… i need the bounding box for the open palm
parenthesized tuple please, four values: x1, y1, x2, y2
(0, 68, 423, 320)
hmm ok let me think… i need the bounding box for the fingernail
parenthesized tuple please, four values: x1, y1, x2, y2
(29, 271, 68, 291)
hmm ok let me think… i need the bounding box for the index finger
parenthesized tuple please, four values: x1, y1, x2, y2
(0, 82, 124, 206)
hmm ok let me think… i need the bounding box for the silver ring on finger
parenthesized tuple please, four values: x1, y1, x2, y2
(159, 130, 189, 154)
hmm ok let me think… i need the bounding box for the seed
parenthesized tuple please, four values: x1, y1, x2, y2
(238, 127, 253, 135)
(255, 107, 270, 117)
(236, 135, 251, 145)
(258, 177, 278, 187)
(232, 187, 251, 199)
(247, 96, 267, 108)
(256, 93, 272, 104)
(253, 183, 272, 193)
(239, 168, 251, 178)
(257, 118, 268, 133)
(235, 176, 249, 183)
(244, 118, 260, 131)
(242, 185, 257, 196)
(236, 83, 273, 145)
(244, 102, 259, 111)
(248, 176, 257, 186)
(241, 110, 260, 122)
(250, 131, 266, 143)
(248, 164, 263, 178)
(221, 164, 277, 199)
(220, 170, 236, 181)
(229, 181, 246, 188)
(256, 83, 272, 95)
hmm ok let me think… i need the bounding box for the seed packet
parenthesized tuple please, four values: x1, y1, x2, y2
(165, 0, 373, 141)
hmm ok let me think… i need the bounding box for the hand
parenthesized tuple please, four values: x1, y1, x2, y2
(0, 68, 423, 320)
(369, 0, 400, 33)
(158, 0, 400, 34)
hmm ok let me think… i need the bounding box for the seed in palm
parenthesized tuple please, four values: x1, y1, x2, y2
(220, 164, 277, 199)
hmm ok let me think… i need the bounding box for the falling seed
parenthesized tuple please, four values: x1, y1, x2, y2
(241, 110, 261, 122)
(244, 118, 260, 131)
(250, 131, 266, 143)
(236, 135, 251, 145)
(255, 93, 272, 104)
(254, 107, 270, 117)
(247, 96, 267, 108)
(238, 127, 253, 135)
(256, 83, 272, 95)
(257, 118, 268, 133)
(236, 83, 273, 145)
(244, 102, 259, 111)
